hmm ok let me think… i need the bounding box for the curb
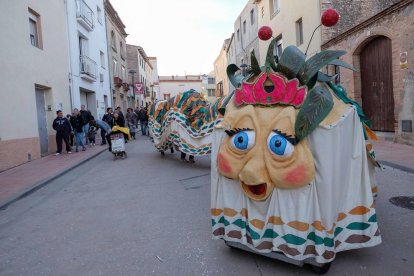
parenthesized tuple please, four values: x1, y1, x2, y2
(379, 160, 414, 174)
(0, 148, 107, 210)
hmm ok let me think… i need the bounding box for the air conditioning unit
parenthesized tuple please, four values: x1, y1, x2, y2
(100, 73, 104, 82)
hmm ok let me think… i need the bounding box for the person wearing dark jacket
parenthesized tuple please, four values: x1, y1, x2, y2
(52, 110, 72, 155)
(70, 108, 86, 152)
(80, 105, 94, 145)
(101, 107, 114, 145)
(139, 107, 148, 135)
(105, 111, 127, 152)
(114, 110, 125, 127)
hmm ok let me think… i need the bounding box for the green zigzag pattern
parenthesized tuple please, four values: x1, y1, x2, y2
(212, 215, 376, 247)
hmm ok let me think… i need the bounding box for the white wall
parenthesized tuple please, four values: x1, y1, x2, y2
(159, 81, 203, 99)
(65, 0, 111, 119)
(234, 0, 260, 65)
(0, 0, 71, 140)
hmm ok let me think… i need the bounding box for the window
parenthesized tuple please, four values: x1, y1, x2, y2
(29, 8, 42, 49)
(274, 35, 283, 60)
(120, 42, 125, 59)
(121, 65, 126, 80)
(270, 0, 280, 15)
(237, 29, 240, 41)
(208, 89, 215, 97)
(296, 18, 304, 46)
(111, 30, 117, 52)
(100, 51, 105, 68)
(97, 6, 102, 24)
(79, 36, 88, 56)
(113, 58, 118, 77)
(243, 20, 246, 34)
(250, 9, 254, 25)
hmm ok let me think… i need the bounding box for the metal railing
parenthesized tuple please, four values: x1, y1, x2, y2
(76, 0, 94, 30)
(80, 55, 97, 79)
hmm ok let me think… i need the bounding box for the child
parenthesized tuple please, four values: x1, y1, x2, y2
(88, 121, 97, 146)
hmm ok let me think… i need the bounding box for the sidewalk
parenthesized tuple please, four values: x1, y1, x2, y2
(372, 140, 414, 173)
(0, 144, 107, 209)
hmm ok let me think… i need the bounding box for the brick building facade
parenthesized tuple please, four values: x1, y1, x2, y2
(321, 0, 414, 145)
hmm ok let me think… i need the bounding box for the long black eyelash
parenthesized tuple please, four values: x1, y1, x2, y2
(225, 128, 253, 137)
(272, 129, 299, 145)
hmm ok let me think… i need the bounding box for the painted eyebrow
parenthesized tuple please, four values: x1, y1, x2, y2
(272, 129, 299, 145)
(225, 128, 253, 137)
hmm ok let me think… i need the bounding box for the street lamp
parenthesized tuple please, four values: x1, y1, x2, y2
(129, 70, 136, 108)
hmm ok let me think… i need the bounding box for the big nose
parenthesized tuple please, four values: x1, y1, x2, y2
(239, 154, 268, 184)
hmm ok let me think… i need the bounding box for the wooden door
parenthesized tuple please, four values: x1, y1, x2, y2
(360, 36, 394, 131)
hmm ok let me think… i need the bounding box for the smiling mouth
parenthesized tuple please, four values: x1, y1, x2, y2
(241, 182, 268, 200)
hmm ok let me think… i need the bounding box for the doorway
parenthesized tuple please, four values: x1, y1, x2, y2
(79, 87, 97, 119)
(360, 36, 394, 131)
(35, 88, 48, 156)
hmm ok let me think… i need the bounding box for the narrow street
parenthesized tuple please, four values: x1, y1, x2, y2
(0, 138, 413, 275)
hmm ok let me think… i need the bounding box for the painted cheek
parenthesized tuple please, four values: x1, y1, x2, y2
(218, 153, 232, 174)
(283, 164, 309, 186)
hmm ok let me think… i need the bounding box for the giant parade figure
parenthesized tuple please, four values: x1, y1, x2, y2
(210, 8, 381, 273)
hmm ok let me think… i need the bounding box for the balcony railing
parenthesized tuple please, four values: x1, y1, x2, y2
(80, 55, 97, 81)
(76, 0, 94, 31)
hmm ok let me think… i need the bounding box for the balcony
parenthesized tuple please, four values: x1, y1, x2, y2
(76, 0, 94, 31)
(80, 55, 97, 82)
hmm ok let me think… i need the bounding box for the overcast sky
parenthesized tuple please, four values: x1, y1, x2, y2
(110, 0, 248, 76)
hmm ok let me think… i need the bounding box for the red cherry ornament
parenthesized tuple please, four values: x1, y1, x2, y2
(321, 8, 339, 27)
(258, 26, 273, 41)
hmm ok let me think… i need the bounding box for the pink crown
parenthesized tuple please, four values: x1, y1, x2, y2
(234, 72, 307, 108)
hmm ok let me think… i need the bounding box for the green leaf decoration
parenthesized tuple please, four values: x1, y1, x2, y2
(323, 238, 334, 247)
(276, 45, 306, 80)
(334, 227, 343, 237)
(233, 219, 247, 229)
(297, 50, 346, 85)
(250, 50, 262, 76)
(263, 229, 279, 239)
(368, 214, 377, 223)
(218, 90, 235, 116)
(329, 59, 358, 72)
(227, 64, 242, 88)
(295, 84, 334, 141)
(307, 232, 324, 245)
(317, 72, 338, 82)
(307, 74, 318, 90)
(265, 38, 278, 72)
(246, 225, 261, 240)
(282, 234, 307, 245)
(346, 222, 371, 230)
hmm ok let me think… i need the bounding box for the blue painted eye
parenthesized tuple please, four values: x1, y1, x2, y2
(230, 131, 255, 151)
(267, 134, 294, 157)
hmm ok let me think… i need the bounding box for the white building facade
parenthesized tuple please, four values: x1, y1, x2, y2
(148, 57, 161, 102)
(65, 0, 111, 119)
(234, 0, 260, 68)
(159, 75, 203, 99)
(0, 0, 71, 171)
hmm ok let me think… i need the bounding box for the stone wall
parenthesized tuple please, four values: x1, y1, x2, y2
(321, 1, 414, 145)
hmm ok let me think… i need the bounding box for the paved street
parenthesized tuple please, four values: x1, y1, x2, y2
(0, 138, 413, 276)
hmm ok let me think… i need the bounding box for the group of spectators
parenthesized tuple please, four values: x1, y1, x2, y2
(52, 105, 149, 155)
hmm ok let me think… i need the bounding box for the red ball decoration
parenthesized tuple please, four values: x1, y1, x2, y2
(321, 8, 339, 27)
(258, 26, 273, 41)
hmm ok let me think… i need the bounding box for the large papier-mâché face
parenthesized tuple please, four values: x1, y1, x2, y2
(217, 101, 315, 201)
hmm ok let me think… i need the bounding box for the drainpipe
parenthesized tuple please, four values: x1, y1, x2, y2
(104, 15, 114, 109)
(64, 0, 74, 112)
